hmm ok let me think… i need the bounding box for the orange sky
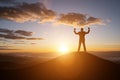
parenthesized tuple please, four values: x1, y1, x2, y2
(0, 0, 120, 53)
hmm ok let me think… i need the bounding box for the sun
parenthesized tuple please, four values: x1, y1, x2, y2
(59, 44, 69, 54)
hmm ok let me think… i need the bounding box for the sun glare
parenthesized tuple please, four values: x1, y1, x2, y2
(59, 44, 69, 54)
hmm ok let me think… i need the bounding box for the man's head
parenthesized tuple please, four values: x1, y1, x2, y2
(81, 28, 83, 31)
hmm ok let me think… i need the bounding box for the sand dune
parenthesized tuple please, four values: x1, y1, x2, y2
(0, 52, 120, 80)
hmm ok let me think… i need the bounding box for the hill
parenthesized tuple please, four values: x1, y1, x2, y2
(0, 52, 120, 80)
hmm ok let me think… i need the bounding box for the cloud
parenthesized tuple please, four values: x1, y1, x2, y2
(0, 2, 56, 23)
(57, 13, 104, 27)
(0, 28, 44, 40)
(87, 16, 103, 25)
(0, 45, 19, 50)
(0, 2, 105, 27)
(0, 34, 24, 39)
(0, 28, 13, 34)
(0, 48, 20, 50)
(13, 42, 37, 45)
(106, 19, 111, 23)
(0, 0, 16, 4)
(26, 38, 44, 40)
(0, 38, 10, 43)
(0, 28, 34, 36)
(15, 30, 33, 36)
(0, 46, 12, 48)
(0, 34, 43, 40)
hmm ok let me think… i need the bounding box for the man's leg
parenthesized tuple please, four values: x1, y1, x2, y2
(83, 41, 86, 52)
(78, 41, 81, 52)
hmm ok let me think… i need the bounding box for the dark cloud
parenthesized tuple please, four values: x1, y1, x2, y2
(57, 13, 104, 27)
(0, 28, 13, 34)
(0, 28, 44, 40)
(0, 45, 19, 50)
(15, 30, 33, 36)
(0, 0, 16, 4)
(13, 42, 26, 44)
(0, 28, 34, 36)
(26, 38, 44, 40)
(0, 34, 25, 39)
(0, 2, 56, 23)
(13, 42, 37, 45)
(0, 33, 44, 40)
(0, 48, 20, 50)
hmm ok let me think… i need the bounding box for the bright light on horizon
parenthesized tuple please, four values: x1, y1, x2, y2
(59, 44, 69, 54)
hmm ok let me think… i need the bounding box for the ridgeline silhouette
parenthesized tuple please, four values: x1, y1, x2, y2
(0, 52, 119, 80)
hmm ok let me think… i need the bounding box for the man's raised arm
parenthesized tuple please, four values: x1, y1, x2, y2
(86, 27, 90, 34)
(74, 28, 78, 34)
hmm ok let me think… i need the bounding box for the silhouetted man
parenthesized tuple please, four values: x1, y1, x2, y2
(74, 27, 90, 52)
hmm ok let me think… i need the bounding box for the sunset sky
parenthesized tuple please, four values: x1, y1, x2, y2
(0, 0, 120, 53)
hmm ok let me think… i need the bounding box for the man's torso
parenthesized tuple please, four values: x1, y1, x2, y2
(78, 32, 86, 41)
